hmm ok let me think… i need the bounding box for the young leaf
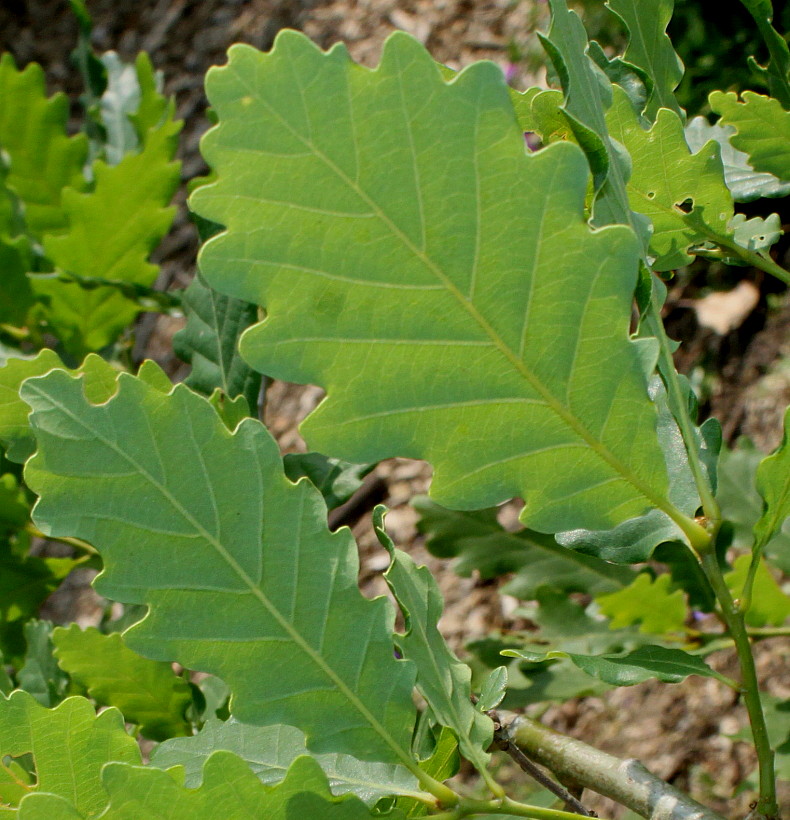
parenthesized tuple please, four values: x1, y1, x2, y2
(21, 370, 419, 769)
(605, 0, 684, 120)
(503, 645, 731, 688)
(374, 508, 493, 773)
(685, 116, 790, 201)
(725, 554, 790, 628)
(172, 271, 262, 412)
(710, 91, 790, 182)
(151, 718, 425, 805)
(0, 691, 140, 814)
(476, 666, 507, 712)
(754, 406, 790, 552)
(52, 624, 193, 741)
(412, 497, 636, 597)
(34, 114, 181, 356)
(0, 55, 88, 236)
(193, 31, 678, 537)
(595, 573, 687, 635)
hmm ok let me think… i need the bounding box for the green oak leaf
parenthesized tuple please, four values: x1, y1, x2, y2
(28, 754, 406, 819)
(605, 85, 732, 271)
(595, 573, 687, 635)
(0, 236, 35, 328)
(34, 113, 181, 356)
(0, 473, 28, 532)
(0, 691, 140, 815)
(412, 497, 635, 598)
(725, 554, 790, 628)
(395, 727, 459, 818)
(685, 116, 790, 201)
(52, 624, 193, 741)
(727, 213, 782, 255)
(710, 91, 790, 182)
(192, 30, 678, 538)
(476, 666, 507, 712)
(502, 645, 730, 688)
(374, 507, 492, 773)
(21, 369, 419, 769)
(16, 620, 71, 707)
(173, 271, 262, 412)
(0, 55, 88, 237)
(754, 406, 790, 553)
(151, 718, 424, 805)
(605, 0, 683, 120)
(586, 40, 648, 115)
(737, 0, 790, 109)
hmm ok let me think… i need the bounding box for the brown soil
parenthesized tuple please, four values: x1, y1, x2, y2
(3, 2, 790, 817)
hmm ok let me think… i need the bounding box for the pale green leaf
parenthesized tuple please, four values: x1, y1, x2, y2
(605, 85, 732, 271)
(172, 271, 261, 412)
(128, 53, 170, 140)
(0, 55, 88, 236)
(17, 793, 84, 820)
(0, 691, 140, 815)
(94, 754, 403, 819)
(374, 507, 492, 772)
(192, 31, 677, 537)
(476, 666, 507, 712)
(98, 52, 145, 165)
(52, 624, 193, 741)
(595, 573, 687, 635)
(754, 406, 790, 552)
(725, 554, 790, 628)
(503, 645, 728, 687)
(34, 114, 181, 356)
(22, 370, 419, 768)
(710, 91, 790, 182)
(412, 497, 635, 597)
(728, 213, 782, 254)
(605, 0, 683, 120)
(151, 718, 424, 805)
(685, 116, 790, 201)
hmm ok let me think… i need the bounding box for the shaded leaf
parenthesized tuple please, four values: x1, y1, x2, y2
(0, 691, 140, 814)
(283, 453, 373, 511)
(375, 507, 492, 772)
(685, 116, 790, 201)
(52, 624, 193, 741)
(754, 406, 790, 553)
(476, 666, 507, 712)
(395, 727, 458, 818)
(412, 497, 635, 597)
(0, 54, 88, 236)
(605, 0, 683, 120)
(173, 271, 262, 412)
(0, 236, 35, 327)
(595, 573, 687, 635)
(34, 113, 181, 356)
(22, 369, 419, 768)
(16, 620, 71, 707)
(725, 554, 790, 628)
(193, 31, 678, 537)
(710, 91, 790, 182)
(151, 718, 424, 805)
(738, 0, 790, 109)
(503, 645, 729, 687)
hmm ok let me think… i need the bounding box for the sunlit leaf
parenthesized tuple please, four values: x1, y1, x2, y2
(725, 554, 790, 628)
(595, 573, 687, 635)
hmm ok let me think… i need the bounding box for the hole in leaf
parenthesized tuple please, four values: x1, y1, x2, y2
(646, 191, 656, 199)
(675, 198, 693, 213)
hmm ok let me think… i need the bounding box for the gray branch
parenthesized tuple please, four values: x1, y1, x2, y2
(507, 716, 728, 820)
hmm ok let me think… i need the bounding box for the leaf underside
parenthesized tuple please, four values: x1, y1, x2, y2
(193, 30, 673, 536)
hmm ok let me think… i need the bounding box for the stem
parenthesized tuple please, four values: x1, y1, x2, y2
(739, 550, 763, 616)
(700, 552, 778, 819)
(431, 796, 603, 819)
(509, 716, 727, 820)
(642, 284, 720, 536)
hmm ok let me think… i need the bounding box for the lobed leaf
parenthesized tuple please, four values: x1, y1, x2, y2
(22, 369, 419, 767)
(283, 453, 373, 512)
(0, 237, 34, 328)
(725, 554, 790, 628)
(0, 691, 140, 815)
(375, 508, 493, 773)
(503, 645, 730, 688)
(605, 0, 684, 120)
(0, 55, 88, 237)
(52, 625, 193, 741)
(34, 114, 181, 356)
(193, 30, 677, 537)
(151, 718, 424, 805)
(737, 0, 790, 109)
(595, 573, 687, 635)
(16, 620, 70, 707)
(710, 91, 790, 182)
(173, 271, 262, 412)
(412, 497, 635, 598)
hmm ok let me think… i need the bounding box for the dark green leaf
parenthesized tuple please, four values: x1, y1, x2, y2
(283, 453, 374, 511)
